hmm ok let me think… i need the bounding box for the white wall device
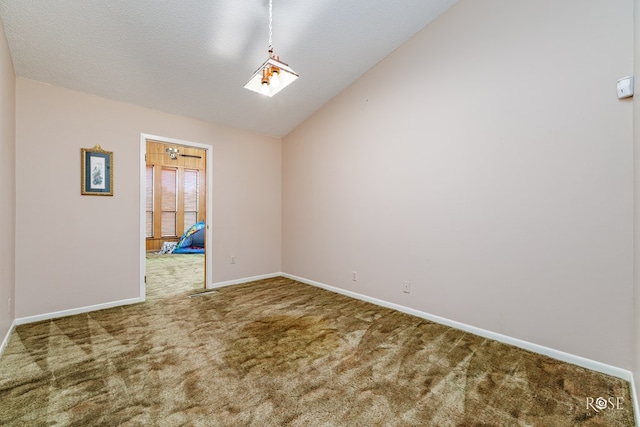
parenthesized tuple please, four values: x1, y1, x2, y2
(617, 76, 634, 99)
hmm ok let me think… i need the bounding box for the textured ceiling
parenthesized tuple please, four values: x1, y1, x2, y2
(0, 0, 458, 137)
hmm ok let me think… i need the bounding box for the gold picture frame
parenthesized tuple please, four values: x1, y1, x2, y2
(81, 145, 113, 196)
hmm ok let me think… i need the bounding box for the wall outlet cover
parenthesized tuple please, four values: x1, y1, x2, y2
(617, 76, 634, 99)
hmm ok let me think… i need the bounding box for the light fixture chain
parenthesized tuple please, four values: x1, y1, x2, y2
(268, 0, 273, 50)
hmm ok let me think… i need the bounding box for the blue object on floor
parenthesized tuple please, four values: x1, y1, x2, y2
(173, 221, 205, 254)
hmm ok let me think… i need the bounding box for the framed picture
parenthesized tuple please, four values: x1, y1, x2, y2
(81, 145, 113, 196)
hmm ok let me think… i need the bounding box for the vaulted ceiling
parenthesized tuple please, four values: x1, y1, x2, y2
(0, 0, 458, 137)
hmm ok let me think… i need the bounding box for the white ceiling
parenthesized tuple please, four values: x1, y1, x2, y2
(0, 0, 457, 137)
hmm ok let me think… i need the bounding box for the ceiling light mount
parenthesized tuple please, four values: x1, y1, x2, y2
(166, 147, 179, 160)
(244, 0, 298, 97)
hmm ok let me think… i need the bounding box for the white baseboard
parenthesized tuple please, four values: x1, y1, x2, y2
(11, 270, 284, 326)
(14, 297, 143, 326)
(208, 272, 282, 290)
(0, 319, 17, 358)
(281, 273, 635, 383)
(284, 272, 639, 422)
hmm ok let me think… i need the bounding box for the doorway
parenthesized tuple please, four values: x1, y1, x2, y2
(139, 134, 213, 300)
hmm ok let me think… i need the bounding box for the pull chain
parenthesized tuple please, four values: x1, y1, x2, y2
(268, 0, 273, 53)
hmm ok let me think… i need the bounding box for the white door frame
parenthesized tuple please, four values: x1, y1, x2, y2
(139, 133, 214, 300)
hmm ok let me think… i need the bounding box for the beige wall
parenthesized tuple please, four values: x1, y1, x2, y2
(15, 79, 281, 318)
(5, 0, 638, 392)
(283, 0, 635, 369)
(0, 16, 15, 339)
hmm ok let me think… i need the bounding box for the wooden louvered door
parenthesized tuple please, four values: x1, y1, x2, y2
(145, 140, 207, 255)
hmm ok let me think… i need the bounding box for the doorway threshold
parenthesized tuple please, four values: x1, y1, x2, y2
(188, 290, 218, 298)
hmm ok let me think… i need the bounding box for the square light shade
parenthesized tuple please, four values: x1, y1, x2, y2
(244, 56, 299, 97)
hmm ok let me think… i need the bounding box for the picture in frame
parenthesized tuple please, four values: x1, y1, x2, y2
(81, 145, 113, 196)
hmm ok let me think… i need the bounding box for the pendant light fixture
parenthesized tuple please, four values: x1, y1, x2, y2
(244, 0, 298, 97)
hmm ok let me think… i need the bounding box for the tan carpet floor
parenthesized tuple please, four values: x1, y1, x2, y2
(0, 254, 635, 426)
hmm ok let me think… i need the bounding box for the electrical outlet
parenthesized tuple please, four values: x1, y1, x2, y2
(231, 256, 236, 264)
(403, 281, 411, 294)
(352, 271, 358, 281)
(7, 297, 11, 314)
